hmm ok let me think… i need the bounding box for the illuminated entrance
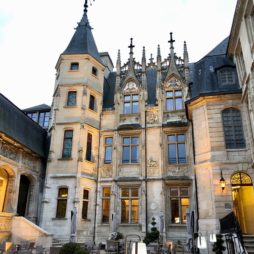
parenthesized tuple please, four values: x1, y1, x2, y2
(0, 169, 8, 212)
(231, 172, 254, 234)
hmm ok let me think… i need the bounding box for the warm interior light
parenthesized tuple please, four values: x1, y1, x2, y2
(219, 170, 226, 191)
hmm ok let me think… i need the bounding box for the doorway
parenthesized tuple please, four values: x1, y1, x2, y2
(17, 175, 30, 216)
(0, 169, 8, 212)
(231, 172, 254, 234)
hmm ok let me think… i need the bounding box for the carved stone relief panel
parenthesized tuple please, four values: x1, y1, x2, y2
(123, 81, 139, 93)
(146, 111, 159, 124)
(0, 142, 19, 162)
(166, 166, 188, 177)
(22, 153, 36, 170)
(101, 165, 113, 178)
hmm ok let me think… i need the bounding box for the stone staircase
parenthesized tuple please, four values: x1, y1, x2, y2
(243, 235, 254, 254)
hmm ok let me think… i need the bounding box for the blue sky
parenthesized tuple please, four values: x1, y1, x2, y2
(0, 0, 237, 109)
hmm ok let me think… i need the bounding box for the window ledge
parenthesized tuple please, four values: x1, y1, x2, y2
(81, 219, 91, 222)
(68, 70, 79, 72)
(58, 157, 73, 161)
(52, 218, 68, 220)
(119, 224, 140, 227)
(168, 223, 186, 227)
(164, 109, 185, 113)
(84, 159, 95, 164)
(226, 148, 247, 152)
(167, 163, 188, 166)
(64, 105, 78, 108)
(121, 163, 140, 165)
(88, 108, 98, 114)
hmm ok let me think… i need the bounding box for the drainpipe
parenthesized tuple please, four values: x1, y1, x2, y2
(145, 110, 148, 235)
(93, 111, 102, 245)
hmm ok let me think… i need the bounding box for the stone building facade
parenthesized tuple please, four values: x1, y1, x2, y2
(1, 0, 254, 251)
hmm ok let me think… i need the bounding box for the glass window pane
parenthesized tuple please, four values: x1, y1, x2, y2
(166, 98, 174, 110)
(56, 200, 67, 218)
(175, 98, 183, 110)
(168, 135, 176, 142)
(132, 102, 139, 113)
(170, 188, 179, 196)
(82, 201, 88, 219)
(132, 95, 139, 100)
(131, 188, 138, 197)
(180, 187, 189, 196)
(177, 134, 185, 142)
(175, 90, 182, 96)
(103, 187, 111, 197)
(166, 91, 173, 97)
(102, 199, 110, 223)
(121, 200, 129, 223)
(83, 190, 89, 199)
(67, 91, 76, 106)
(131, 137, 139, 145)
(59, 188, 68, 198)
(168, 144, 176, 164)
(131, 199, 139, 224)
(105, 137, 113, 145)
(171, 198, 180, 223)
(123, 137, 130, 145)
(122, 147, 130, 163)
(131, 146, 138, 163)
(89, 95, 95, 110)
(121, 188, 129, 197)
(124, 95, 131, 101)
(65, 130, 73, 138)
(124, 102, 131, 114)
(181, 198, 190, 224)
(178, 144, 186, 163)
(105, 147, 112, 163)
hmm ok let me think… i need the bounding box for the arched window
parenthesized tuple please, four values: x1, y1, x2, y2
(56, 187, 68, 218)
(222, 108, 245, 149)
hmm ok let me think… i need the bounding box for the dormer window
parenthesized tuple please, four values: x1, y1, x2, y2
(92, 66, 98, 76)
(219, 69, 235, 85)
(166, 90, 183, 111)
(124, 94, 139, 114)
(70, 62, 79, 70)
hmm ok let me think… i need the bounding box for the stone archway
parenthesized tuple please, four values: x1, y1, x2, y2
(231, 172, 254, 234)
(0, 168, 8, 212)
(17, 175, 30, 216)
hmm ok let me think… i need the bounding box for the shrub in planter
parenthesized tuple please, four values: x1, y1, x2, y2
(144, 217, 160, 245)
(59, 242, 88, 254)
(212, 234, 226, 254)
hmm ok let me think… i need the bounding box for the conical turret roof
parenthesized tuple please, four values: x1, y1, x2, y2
(62, 10, 101, 63)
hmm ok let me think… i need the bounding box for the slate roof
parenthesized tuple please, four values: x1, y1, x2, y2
(189, 37, 241, 99)
(23, 104, 51, 112)
(62, 12, 101, 63)
(0, 93, 48, 157)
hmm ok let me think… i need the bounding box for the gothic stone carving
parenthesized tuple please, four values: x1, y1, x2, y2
(167, 166, 188, 176)
(101, 166, 112, 178)
(148, 158, 158, 167)
(123, 81, 138, 93)
(147, 111, 158, 124)
(0, 142, 18, 162)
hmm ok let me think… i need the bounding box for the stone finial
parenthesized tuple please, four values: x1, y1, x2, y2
(149, 54, 154, 64)
(184, 41, 189, 66)
(128, 38, 135, 55)
(168, 32, 175, 50)
(142, 47, 146, 71)
(116, 49, 121, 75)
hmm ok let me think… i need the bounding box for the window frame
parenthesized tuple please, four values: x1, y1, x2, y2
(56, 187, 68, 218)
(82, 189, 89, 220)
(102, 187, 111, 223)
(218, 68, 235, 86)
(70, 62, 79, 70)
(89, 94, 96, 111)
(122, 136, 139, 164)
(169, 186, 189, 224)
(165, 90, 184, 111)
(120, 187, 139, 224)
(222, 108, 245, 149)
(38, 111, 50, 128)
(104, 137, 113, 164)
(167, 134, 186, 164)
(62, 130, 73, 158)
(86, 133, 93, 161)
(92, 66, 98, 76)
(66, 91, 77, 106)
(123, 94, 139, 114)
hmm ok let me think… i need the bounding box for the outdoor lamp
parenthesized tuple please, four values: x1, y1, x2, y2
(219, 170, 226, 191)
(197, 234, 207, 249)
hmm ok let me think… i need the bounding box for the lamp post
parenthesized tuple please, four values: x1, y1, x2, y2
(219, 170, 226, 191)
